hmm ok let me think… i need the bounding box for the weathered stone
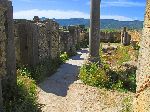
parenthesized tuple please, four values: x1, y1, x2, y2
(134, 0, 150, 111)
(59, 31, 73, 53)
(100, 31, 121, 43)
(0, 0, 16, 108)
(0, 78, 3, 108)
(121, 27, 131, 45)
(36, 22, 50, 61)
(89, 0, 100, 62)
(33, 16, 40, 23)
(46, 20, 60, 59)
(17, 22, 39, 66)
(68, 25, 78, 53)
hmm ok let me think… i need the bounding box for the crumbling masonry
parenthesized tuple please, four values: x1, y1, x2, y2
(134, 0, 150, 111)
(0, 0, 16, 108)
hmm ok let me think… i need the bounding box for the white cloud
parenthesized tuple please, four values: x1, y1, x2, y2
(101, 15, 133, 21)
(13, 9, 134, 21)
(13, 9, 90, 19)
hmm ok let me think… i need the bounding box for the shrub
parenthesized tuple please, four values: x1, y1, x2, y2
(4, 69, 42, 112)
(31, 57, 62, 82)
(60, 52, 69, 63)
(79, 63, 109, 88)
(79, 62, 136, 93)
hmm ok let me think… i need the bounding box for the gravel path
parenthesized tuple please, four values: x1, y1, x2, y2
(38, 49, 134, 112)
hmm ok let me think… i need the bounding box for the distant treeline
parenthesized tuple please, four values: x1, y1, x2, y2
(55, 18, 143, 30)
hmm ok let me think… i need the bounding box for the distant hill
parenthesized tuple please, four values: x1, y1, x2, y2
(55, 18, 143, 29)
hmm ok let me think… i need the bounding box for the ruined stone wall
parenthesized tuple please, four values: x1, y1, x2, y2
(36, 22, 50, 60)
(17, 21, 39, 67)
(100, 32, 121, 43)
(59, 31, 73, 53)
(0, 2, 7, 107)
(14, 19, 61, 66)
(134, 0, 150, 111)
(46, 20, 60, 59)
(0, 0, 16, 107)
(128, 30, 141, 43)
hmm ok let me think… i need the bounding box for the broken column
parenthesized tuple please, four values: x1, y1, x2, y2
(121, 27, 131, 45)
(134, 0, 150, 111)
(68, 26, 78, 54)
(89, 0, 101, 62)
(0, 0, 16, 108)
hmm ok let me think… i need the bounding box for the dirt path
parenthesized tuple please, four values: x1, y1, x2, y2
(38, 49, 134, 112)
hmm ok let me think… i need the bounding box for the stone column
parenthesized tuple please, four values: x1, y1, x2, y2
(68, 26, 77, 54)
(89, 0, 101, 62)
(121, 27, 131, 45)
(0, 78, 3, 108)
(5, 0, 16, 88)
(0, 0, 16, 109)
(134, 0, 150, 111)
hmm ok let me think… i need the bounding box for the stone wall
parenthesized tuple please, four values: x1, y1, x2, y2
(100, 32, 121, 43)
(134, 0, 150, 111)
(0, 0, 16, 108)
(14, 19, 62, 66)
(16, 21, 39, 67)
(46, 20, 60, 59)
(36, 22, 50, 60)
(128, 30, 141, 43)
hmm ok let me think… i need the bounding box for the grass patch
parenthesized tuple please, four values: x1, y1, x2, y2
(4, 69, 42, 112)
(121, 97, 133, 112)
(79, 63, 136, 92)
(79, 44, 137, 93)
(101, 45, 132, 66)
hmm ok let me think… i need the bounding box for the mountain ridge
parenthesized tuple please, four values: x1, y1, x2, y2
(54, 18, 143, 29)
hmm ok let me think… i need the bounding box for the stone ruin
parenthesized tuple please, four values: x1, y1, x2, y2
(14, 19, 60, 66)
(0, 12, 87, 108)
(134, 0, 150, 111)
(121, 27, 131, 45)
(0, 0, 16, 108)
(14, 18, 87, 67)
(0, 0, 149, 111)
(100, 31, 121, 43)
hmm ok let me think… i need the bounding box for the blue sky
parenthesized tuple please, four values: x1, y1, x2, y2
(13, 0, 146, 21)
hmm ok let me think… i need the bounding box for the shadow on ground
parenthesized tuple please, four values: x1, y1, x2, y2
(38, 49, 88, 97)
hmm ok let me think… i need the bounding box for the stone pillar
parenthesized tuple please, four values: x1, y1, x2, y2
(121, 27, 131, 45)
(0, 0, 16, 109)
(68, 26, 77, 54)
(89, 0, 100, 62)
(46, 20, 59, 59)
(0, 78, 3, 108)
(134, 0, 150, 111)
(5, 0, 16, 89)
